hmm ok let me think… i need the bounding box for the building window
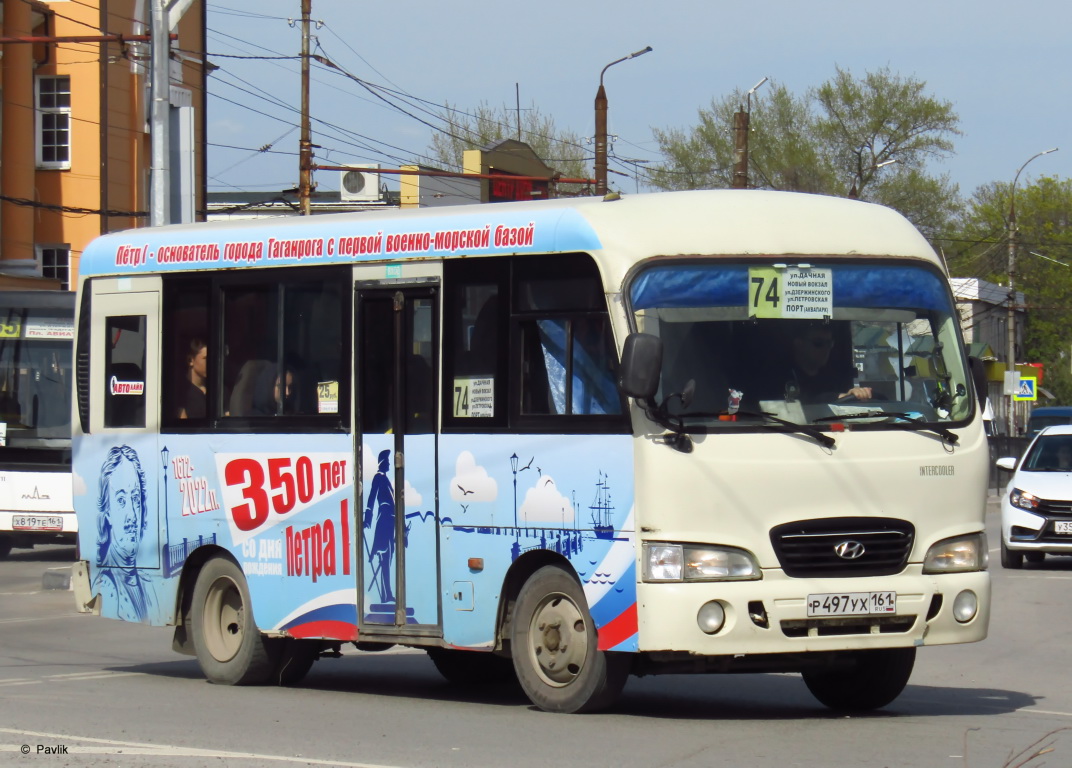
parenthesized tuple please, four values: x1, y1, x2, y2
(36, 76, 71, 169)
(38, 246, 70, 289)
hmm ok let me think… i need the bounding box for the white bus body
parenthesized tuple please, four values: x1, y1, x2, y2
(71, 190, 989, 712)
(0, 290, 75, 558)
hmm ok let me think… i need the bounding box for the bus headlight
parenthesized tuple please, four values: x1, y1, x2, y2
(923, 532, 988, 573)
(643, 543, 761, 581)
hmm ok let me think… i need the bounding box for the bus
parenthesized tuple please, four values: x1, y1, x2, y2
(0, 290, 75, 559)
(71, 190, 990, 713)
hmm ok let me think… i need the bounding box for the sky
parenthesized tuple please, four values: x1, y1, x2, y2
(203, 0, 1072, 202)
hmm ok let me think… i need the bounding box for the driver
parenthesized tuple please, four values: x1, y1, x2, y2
(788, 323, 872, 403)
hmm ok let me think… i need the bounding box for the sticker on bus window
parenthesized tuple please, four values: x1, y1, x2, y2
(24, 319, 75, 339)
(453, 377, 494, 418)
(748, 266, 832, 319)
(317, 381, 339, 414)
(109, 377, 144, 396)
(0, 321, 21, 338)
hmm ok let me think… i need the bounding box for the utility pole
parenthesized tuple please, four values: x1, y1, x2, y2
(298, 0, 313, 215)
(149, 0, 171, 226)
(1005, 148, 1058, 436)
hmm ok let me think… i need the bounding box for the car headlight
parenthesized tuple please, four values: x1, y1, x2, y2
(643, 542, 761, 581)
(1010, 487, 1041, 511)
(923, 532, 988, 573)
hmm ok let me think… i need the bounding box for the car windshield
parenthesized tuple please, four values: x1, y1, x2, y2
(1021, 434, 1072, 472)
(627, 260, 973, 430)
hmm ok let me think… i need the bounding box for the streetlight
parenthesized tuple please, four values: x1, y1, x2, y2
(1005, 147, 1058, 437)
(732, 77, 768, 189)
(594, 46, 652, 196)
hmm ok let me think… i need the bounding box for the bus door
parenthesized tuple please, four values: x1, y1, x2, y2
(356, 281, 439, 629)
(82, 278, 163, 590)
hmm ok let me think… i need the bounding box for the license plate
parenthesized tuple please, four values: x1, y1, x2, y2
(12, 515, 64, 531)
(807, 591, 896, 617)
(1056, 521, 1072, 534)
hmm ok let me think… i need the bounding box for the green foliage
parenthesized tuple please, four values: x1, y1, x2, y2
(947, 176, 1072, 387)
(650, 66, 962, 233)
(426, 102, 589, 195)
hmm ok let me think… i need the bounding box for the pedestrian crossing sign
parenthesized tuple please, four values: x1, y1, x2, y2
(1013, 376, 1038, 401)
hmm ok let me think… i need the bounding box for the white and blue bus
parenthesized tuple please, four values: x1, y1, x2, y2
(0, 290, 75, 558)
(72, 190, 990, 713)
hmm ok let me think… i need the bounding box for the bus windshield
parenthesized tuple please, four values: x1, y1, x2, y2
(628, 260, 972, 429)
(0, 302, 73, 446)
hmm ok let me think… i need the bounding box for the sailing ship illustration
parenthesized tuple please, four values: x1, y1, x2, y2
(589, 471, 614, 539)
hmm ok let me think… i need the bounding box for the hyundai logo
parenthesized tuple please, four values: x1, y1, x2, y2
(834, 540, 866, 560)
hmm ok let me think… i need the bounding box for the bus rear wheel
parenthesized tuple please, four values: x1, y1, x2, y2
(802, 647, 915, 711)
(510, 565, 629, 713)
(190, 556, 276, 685)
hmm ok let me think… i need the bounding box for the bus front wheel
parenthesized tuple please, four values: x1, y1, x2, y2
(802, 647, 915, 711)
(510, 565, 629, 713)
(190, 556, 275, 685)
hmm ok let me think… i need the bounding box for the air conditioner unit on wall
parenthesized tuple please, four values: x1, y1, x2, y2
(340, 164, 381, 202)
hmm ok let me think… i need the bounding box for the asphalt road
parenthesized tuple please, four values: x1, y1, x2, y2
(2, 496, 1072, 768)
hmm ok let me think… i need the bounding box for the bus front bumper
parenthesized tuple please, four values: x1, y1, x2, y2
(634, 566, 990, 657)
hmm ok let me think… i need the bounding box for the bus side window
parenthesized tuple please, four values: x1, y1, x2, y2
(104, 315, 146, 429)
(162, 280, 210, 424)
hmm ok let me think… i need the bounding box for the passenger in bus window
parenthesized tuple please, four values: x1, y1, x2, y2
(92, 445, 157, 623)
(251, 365, 299, 415)
(787, 323, 872, 403)
(178, 338, 208, 419)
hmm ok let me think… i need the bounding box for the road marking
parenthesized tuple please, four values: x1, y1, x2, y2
(0, 727, 407, 767)
(1027, 709, 1072, 718)
(0, 614, 83, 625)
(0, 679, 39, 687)
(44, 671, 142, 682)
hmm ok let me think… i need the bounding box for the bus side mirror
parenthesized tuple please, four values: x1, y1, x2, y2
(618, 333, 662, 400)
(968, 356, 988, 406)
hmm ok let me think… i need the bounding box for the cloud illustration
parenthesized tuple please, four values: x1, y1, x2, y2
(519, 475, 574, 524)
(450, 451, 497, 502)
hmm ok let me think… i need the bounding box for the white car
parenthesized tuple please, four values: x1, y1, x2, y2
(996, 424, 1072, 568)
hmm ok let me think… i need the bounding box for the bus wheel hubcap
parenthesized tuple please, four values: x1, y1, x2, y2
(529, 594, 588, 686)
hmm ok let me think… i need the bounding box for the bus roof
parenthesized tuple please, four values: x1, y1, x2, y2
(78, 190, 941, 289)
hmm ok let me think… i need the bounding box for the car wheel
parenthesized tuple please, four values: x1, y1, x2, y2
(1000, 539, 1024, 569)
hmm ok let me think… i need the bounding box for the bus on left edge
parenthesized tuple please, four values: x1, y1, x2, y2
(0, 290, 75, 559)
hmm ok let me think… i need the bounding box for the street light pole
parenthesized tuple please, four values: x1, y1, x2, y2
(594, 46, 651, 196)
(732, 77, 767, 189)
(1006, 147, 1058, 436)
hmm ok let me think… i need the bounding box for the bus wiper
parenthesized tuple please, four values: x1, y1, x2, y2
(733, 409, 836, 449)
(814, 410, 959, 445)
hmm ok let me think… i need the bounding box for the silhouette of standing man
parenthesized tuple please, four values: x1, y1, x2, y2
(363, 449, 395, 604)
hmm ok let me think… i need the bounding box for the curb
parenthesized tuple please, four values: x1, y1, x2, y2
(42, 566, 72, 591)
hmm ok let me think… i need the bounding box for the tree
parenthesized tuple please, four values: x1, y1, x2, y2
(426, 102, 590, 195)
(946, 176, 1072, 402)
(650, 67, 962, 233)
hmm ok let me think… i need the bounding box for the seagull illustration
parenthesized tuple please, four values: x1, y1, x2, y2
(457, 484, 474, 496)
(460, 504, 469, 514)
(519, 457, 534, 472)
(536, 467, 542, 476)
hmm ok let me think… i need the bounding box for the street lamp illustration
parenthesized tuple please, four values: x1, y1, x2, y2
(160, 445, 169, 574)
(510, 452, 518, 531)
